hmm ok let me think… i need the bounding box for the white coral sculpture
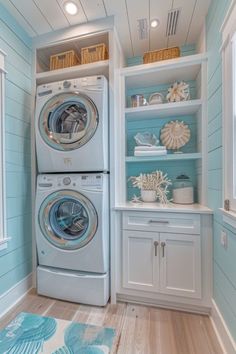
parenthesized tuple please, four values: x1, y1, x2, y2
(129, 170, 172, 204)
(166, 81, 190, 102)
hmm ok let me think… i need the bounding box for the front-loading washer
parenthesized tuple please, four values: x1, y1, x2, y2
(35, 173, 109, 306)
(35, 75, 108, 173)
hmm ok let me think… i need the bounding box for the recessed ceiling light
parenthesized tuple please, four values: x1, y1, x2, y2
(150, 19, 160, 28)
(64, 1, 78, 15)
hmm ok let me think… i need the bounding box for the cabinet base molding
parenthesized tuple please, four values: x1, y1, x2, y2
(210, 299, 236, 354)
(117, 293, 211, 315)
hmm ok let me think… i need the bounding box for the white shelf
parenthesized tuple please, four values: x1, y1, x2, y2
(114, 202, 213, 214)
(125, 99, 202, 119)
(126, 153, 202, 163)
(36, 60, 109, 85)
(121, 53, 207, 89)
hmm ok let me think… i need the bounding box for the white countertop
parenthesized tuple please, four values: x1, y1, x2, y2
(114, 202, 213, 214)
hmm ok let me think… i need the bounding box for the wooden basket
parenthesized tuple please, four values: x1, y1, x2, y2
(143, 47, 180, 64)
(81, 43, 108, 64)
(50, 50, 80, 70)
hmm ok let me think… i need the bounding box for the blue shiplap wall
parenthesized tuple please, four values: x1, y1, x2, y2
(206, 0, 236, 341)
(0, 4, 32, 296)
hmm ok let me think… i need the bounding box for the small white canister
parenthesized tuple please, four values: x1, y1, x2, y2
(172, 174, 194, 204)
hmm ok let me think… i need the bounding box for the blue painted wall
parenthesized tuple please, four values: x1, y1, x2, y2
(0, 5, 32, 296)
(206, 0, 236, 341)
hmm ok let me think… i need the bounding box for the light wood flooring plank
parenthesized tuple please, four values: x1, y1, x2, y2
(44, 299, 80, 320)
(0, 290, 223, 354)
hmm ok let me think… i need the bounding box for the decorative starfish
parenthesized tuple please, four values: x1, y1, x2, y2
(131, 194, 142, 203)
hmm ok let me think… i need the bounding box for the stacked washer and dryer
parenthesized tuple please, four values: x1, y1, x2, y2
(35, 76, 110, 306)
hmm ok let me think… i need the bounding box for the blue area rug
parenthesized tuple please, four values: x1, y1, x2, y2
(0, 312, 116, 353)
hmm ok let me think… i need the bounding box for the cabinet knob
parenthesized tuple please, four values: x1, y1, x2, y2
(154, 241, 159, 256)
(161, 242, 166, 257)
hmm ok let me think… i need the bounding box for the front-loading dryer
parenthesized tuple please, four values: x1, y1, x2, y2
(35, 76, 108, 173)
(35, 173, 109, 306)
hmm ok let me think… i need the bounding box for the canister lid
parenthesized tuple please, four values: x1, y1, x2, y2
(176, 174, 190, 180)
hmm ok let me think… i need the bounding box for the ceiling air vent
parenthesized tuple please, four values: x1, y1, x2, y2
(137, 18, 148, 40)
(166, 8, 180, 36)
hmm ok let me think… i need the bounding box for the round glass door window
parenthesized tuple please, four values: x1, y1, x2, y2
(39, 190, 98, 250)
(39, 92, 98, 151)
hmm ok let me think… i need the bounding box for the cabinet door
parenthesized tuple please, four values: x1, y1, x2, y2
(160, 233, 201, 299)
(123, 230, 159, 292)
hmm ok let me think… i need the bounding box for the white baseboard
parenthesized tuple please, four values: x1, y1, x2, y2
(210, 299, 236, 354)
(117, 293, 211, 315)
(0, 273, 33, 319)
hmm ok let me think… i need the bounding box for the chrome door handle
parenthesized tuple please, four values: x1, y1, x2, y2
(161, 242, 166, 257)
(149, 220, 169, 224)
(154, 241, 159, 256)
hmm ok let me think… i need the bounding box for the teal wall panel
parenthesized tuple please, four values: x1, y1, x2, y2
(206, 0, 236, 342)
(127, 160, 198, 202)
(126, 80, 197, 107)
(0, 4, 32, 296)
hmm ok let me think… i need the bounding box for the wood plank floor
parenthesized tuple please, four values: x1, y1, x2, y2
(0, 289, 222, 354)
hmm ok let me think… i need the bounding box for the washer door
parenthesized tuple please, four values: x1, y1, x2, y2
(39, 92, 98, 151)
(39, 190, 98, 250)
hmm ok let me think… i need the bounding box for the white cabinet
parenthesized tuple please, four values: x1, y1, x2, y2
(123, 231, 159, 292)
(122, 212, 202, 299)
(160, 233, 201, 298)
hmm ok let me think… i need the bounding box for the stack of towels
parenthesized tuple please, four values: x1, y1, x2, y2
(134, 145, 167, 156)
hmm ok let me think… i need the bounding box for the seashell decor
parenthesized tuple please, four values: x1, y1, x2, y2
(166, 81, 190, 102)
(160, 120, 191, 151)
(134, 132, 159, 146)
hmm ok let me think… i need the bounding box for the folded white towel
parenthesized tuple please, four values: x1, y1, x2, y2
(134, 150, 167, 157)
(135, 146, 166, 151)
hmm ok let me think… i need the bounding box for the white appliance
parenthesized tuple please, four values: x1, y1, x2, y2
(35, 173, 109, 306)
(35, 76, 108, 173)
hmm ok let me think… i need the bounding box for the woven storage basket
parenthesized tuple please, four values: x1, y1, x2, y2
(50, 50, 80, 70)
(81, 43, 108, 64)
(143, 47, 180, 64)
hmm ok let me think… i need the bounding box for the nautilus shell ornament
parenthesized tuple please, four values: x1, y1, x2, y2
(160, 120, 191, 152)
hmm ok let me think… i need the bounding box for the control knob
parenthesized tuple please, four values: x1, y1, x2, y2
(63, 177, 71, 185)
(63, 80, 71, 89)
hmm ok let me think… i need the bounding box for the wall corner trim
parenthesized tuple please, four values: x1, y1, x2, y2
(210, 299, 236, 354)
(220, 0, 236, 34)
(0, 273, 33, 319)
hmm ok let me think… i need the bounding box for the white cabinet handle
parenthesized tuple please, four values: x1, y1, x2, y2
(154, 241, 159, 256)
(149, 220, 169, 224)
(161, 242, 166, 257)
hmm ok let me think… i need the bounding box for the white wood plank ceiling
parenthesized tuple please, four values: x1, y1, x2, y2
(0, 0, 211, 58)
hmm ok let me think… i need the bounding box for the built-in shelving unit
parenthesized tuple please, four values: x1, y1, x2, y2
(35, 31, 110, 84)
(121, 53, 207, 88)
(125, 153, 202, 163)
(36, 60, 109, 85)
(118, 53, 208, 205)
(125, 99, 202, 120)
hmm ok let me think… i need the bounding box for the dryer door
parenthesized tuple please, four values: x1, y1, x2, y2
(39, 190, 98, 250)
(39, 92, 98, 151)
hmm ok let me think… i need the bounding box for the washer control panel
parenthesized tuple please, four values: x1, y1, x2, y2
(81, 174, 102, 187)
(37, 174, 104, 190)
